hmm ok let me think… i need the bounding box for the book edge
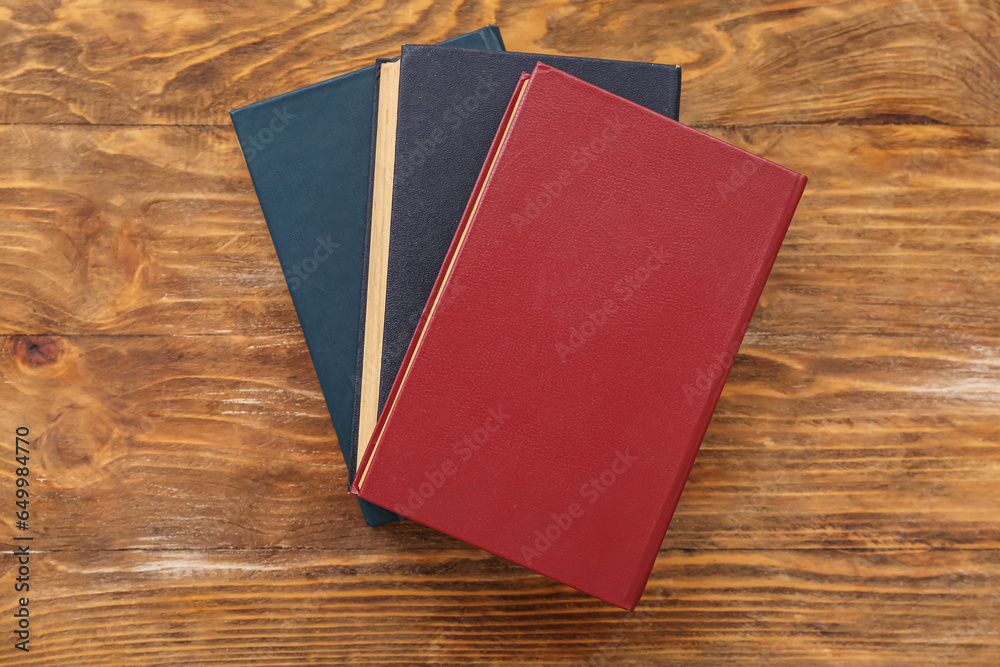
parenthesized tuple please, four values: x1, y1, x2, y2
(530, 62, 800, 179)
(352, 71, 533, 492)
(357, 58, 402, 473)
(357, 63, 808, 603)
(229, 25, 504, 115)
(399, 43, 681, 75)
(623, 173, 808, 609)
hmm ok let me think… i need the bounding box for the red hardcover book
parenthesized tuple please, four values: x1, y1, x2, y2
(352, 63, 807, 609)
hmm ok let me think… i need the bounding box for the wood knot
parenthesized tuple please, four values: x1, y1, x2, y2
(13, 335, 63, 368)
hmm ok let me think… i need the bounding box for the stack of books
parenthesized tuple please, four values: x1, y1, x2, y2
(231, 25, 806, 610)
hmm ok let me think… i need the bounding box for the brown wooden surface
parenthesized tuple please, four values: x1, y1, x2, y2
(1, 0, 999, 664)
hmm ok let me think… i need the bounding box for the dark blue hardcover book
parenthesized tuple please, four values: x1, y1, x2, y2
(350, 46, 681, 481)
(230, 26, 505, 527)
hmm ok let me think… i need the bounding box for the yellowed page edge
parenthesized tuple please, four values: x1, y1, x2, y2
(357, 81, 528, 489)
(358, 59, 401, 467)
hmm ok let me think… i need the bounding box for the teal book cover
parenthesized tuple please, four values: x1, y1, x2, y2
(230, 26, 505, 526)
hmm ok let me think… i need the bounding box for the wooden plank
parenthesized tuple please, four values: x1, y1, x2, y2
(1, 123, 997, 336)
(1, 1, 999, 663)
(0, 123, 293, 336)
(1, 331, 997, 552)
(0, 333, 361, 550)
(1, 547, 998, 665)
(0, 0, 998, 126)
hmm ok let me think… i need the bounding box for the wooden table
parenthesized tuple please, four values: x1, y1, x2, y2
(1, 1, 998, 664)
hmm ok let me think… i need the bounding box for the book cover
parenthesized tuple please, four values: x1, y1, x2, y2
(229, 26, 504, 527)
(352, 63, 807, 608)
(350, 45, 682, 483)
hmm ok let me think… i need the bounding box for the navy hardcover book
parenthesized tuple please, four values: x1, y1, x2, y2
(351, 46, 681, 482)
(230, 26, 505, 527)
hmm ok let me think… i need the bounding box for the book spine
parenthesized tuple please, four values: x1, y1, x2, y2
(349, 59, 391, 482)
(353, 71, 532, 493)
(346, 59, 400, 526)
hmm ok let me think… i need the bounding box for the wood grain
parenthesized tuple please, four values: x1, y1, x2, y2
(1, 0, 999, 664)
(1, 123, 997, 336)
(1, 0, 998, 126)
(1, 548, 999, 665)
(1, 327, 998, 551)
(0, 123, 292, 336)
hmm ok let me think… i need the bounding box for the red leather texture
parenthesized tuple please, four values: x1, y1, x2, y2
(353, 63, 807, 609)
